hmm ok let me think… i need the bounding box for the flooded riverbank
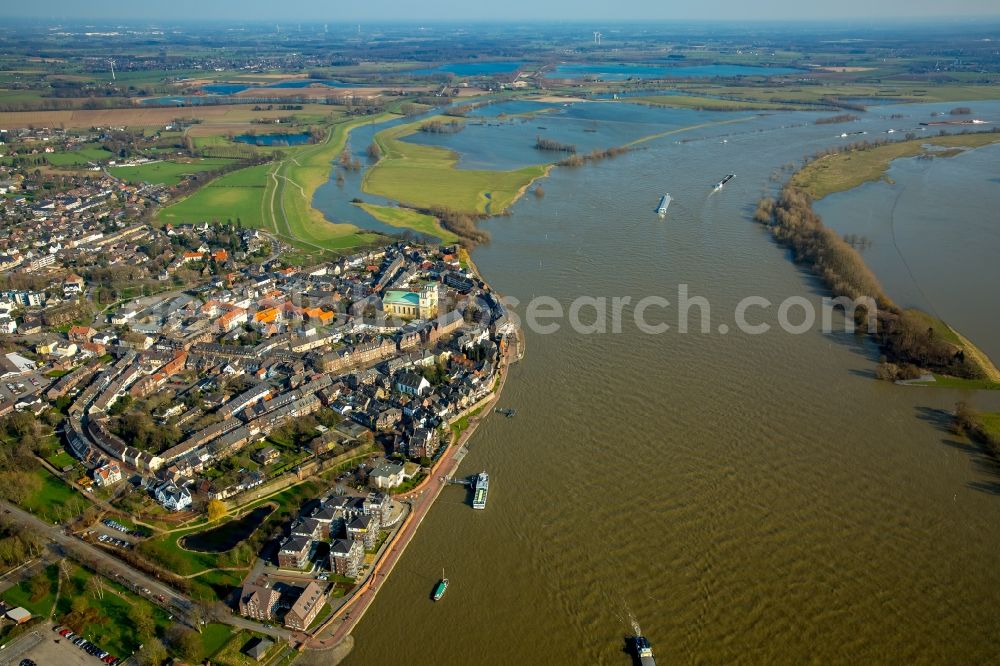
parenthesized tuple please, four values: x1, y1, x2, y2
(318, 99, 1000, 664)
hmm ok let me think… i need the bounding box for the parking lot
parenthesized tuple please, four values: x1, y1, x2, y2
(0, 627, 99, 666)
(0, 372, 52, 408)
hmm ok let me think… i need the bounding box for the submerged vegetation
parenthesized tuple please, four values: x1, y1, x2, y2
(534, 136, 577, 153)
(815, 113, 861, 124)
(419, 119, 465, 134)
(755, 169, 998, 381)
(557, 144, 632, 167)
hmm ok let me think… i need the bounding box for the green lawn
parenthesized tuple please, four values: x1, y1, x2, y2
(46, 450, 77, 469)
(980, 413, 1000, 439)
(356, 202, 459, 244)
(200, 623, 235, 659)
(187, 568, 246, 602)
(45, 144, 114, 167)
(109, 157, 236, 186)
(363, 115, 550, 215)
(1, 564, 58, 618)
(21, 467, 85, 523)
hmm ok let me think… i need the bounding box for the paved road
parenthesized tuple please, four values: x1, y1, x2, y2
(0, 500, 293, 641)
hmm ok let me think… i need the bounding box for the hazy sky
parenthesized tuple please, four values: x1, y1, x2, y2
(11, 0, 1000, 22)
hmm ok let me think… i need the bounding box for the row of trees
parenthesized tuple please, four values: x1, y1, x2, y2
(534, 135, 577, 153)
(754, 185, 984, 380)
(953, 402, 1000, 460)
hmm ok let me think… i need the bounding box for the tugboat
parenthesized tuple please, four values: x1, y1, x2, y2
(432, 569, 448, 601)
(630, 636, 656, 666)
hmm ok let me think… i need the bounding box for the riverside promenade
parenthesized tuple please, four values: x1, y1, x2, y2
(304, 336, 518, 657)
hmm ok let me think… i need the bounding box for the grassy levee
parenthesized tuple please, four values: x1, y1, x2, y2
(157, 114, 399, 255)
(269, 113, 397, 252)
(625, 116, 755, 147)
(355, 202, 460, 244)
(791, 132, 1000, 200)
(363, 115, 550, 215)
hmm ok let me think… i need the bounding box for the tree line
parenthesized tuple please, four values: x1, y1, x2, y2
(754, 185, 985, 380)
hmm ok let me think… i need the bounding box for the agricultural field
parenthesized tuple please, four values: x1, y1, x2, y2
(675, 81, 1000, 106)
(0, 103, 343, 130)
(109, 157, 236, 185)
(364, 115, 550, 214)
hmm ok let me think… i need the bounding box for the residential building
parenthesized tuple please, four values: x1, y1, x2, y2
(346, 514, 380, 551)
(284, 581, 326, 631)
(330, 538, 363, 578)
(278, 536, 313, 570)
(153, 481, 192, 511)
(369, 460, 405, 490)
(238, 581, 281, 622)
(93, 462, 122, 487)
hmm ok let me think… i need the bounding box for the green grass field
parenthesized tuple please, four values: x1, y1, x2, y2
(199, 624, 235, 659)
(157, 162, 270, 226)
(363, 115, 550, 215)
(214, 631, 276, 666)
(1, 564, 59, 618)
(792, 132, 1000, 200)
(45, 144, 114, 167)
(356, 202, 459, 244)
(109, 157, 236, 185)
(159, 115, 399, 257)
(46, 450, 77, 469)
(21, 467, 84, 523)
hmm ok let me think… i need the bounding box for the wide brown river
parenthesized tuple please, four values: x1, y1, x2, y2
(336, 100, 1000, 664)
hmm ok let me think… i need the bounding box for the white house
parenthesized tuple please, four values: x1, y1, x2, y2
(369, 460, 406, 490)
(154, 481, 192, 511)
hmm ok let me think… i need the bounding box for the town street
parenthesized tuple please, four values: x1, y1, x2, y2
(0, 500, 293, 641)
